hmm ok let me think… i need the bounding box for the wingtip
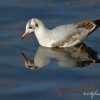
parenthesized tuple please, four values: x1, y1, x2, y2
(93, 19, 100, 27)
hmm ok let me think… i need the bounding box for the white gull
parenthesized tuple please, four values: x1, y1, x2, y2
(22, 18, 100, 47)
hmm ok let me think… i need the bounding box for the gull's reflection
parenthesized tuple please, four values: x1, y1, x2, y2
(22, 43, 100, 70)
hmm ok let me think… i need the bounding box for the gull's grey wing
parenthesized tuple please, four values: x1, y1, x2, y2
(63, 20, 99, 46)
(65, 21, 97, 45)
(51, 19, 100, 47)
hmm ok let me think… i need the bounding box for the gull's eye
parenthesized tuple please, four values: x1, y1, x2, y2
(29, 26, 32, 29)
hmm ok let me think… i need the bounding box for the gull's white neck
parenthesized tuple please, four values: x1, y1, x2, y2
(34, 22, 50, 47)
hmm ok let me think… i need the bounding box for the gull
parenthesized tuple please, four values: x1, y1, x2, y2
(22, 18, 100, 47)
(21, 44, 100, 70)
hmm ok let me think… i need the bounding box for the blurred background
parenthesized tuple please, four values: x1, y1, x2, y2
(0, 0, 100, 100)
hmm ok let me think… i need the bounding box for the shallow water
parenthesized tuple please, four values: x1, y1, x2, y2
(0, 0, 100, 100)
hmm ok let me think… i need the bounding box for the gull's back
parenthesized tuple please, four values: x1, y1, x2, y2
(51, 24, 77, 40)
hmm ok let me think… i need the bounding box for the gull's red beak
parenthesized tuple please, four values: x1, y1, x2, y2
(21, 32, 29, 40)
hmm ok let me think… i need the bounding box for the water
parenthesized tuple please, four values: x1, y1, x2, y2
(0, 0, 100, 100)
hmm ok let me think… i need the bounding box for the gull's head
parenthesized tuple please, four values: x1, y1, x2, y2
(22, 18, 40, 40)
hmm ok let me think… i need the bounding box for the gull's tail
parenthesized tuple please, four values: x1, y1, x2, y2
(93, 19, 100, 27)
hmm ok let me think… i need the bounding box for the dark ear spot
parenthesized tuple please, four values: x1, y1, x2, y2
(35, 23, 38, 27)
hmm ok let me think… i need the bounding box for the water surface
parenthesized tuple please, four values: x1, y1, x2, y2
(0, 0, 100, 100)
